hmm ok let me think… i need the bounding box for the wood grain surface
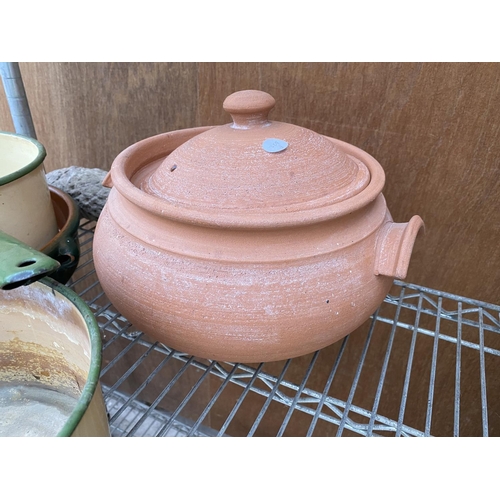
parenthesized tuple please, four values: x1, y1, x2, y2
(2, 62, 497, 301)
(0, 63, 198, 171)
(1, 62, 499, 436)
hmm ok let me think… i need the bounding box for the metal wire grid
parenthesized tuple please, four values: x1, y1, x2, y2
(104, 391, 219, 437)
(70, 220, 500, 437)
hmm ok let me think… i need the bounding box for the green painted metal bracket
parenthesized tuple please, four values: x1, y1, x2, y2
(0, 230, 60, 290)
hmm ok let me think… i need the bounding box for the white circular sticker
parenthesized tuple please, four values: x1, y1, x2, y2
(262, 138, 288, 153)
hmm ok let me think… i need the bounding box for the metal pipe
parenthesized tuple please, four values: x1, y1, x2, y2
(0, 62, 37, 139)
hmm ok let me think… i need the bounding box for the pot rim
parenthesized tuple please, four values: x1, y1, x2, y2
(40, 186, 81, 284)
(41, 186, 80, 251)
(0, 131, 46, 186)
(109, 127, 386, 229)
(34, 277, 104, 437)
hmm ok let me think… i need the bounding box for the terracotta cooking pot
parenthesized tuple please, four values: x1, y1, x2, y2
(94, 90, 423, 363)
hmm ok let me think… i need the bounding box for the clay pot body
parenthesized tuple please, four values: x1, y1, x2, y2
(94, 91, 423, 363)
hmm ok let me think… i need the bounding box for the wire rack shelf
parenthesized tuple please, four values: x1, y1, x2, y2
(70, 220, 500, 437)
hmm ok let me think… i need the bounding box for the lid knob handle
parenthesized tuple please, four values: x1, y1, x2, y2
(223, 90, 275, 129)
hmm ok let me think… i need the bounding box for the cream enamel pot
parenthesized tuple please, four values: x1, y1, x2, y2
(94, 90, 424, 363)
(0, 131, 58, 250)
(0, 276, 110, 437)
(0, 232, 109, 436)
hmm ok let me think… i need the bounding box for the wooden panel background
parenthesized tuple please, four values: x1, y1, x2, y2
(2, 62, 499, 303)
(1, 62, 499, 436)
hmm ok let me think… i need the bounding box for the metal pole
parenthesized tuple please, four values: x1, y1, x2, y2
(0, 62, 37, 139)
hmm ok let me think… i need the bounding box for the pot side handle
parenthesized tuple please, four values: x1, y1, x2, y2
(374, 215, 424, 280)
(102, 170, 113, 188)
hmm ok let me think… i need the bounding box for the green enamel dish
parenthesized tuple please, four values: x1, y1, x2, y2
(0, 277, 110, 437)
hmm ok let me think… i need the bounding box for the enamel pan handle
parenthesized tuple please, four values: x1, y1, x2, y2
(0, 230, 60, 290)
(374, 216, 424, 280)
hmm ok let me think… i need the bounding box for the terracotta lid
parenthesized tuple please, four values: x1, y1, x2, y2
(140, 90, 372, 215)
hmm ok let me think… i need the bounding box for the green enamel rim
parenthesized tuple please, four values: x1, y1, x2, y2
(37, 277, 103, 437)
(0, 131, 46, 186)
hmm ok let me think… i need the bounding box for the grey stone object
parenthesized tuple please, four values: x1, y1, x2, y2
(46, 166, 110, 221)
